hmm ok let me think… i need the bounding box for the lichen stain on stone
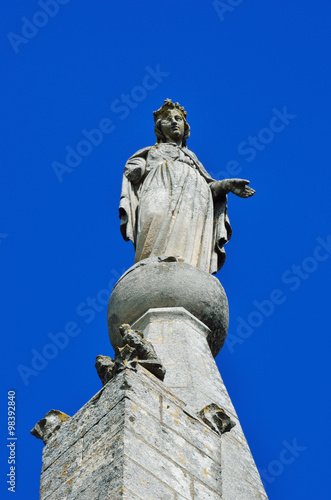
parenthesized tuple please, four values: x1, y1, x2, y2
(58, 412, 70, 423)
(171, 408, 181, 424)
(202, 467, 212, 478)
(178, 451, 186, 464)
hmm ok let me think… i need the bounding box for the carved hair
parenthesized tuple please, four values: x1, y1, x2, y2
(153, 99, 190, 147)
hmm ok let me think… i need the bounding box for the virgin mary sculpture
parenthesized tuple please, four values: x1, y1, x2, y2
(119, 99, 254, 274)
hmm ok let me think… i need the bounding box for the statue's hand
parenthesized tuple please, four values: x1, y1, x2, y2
(227, 179, 255, 198)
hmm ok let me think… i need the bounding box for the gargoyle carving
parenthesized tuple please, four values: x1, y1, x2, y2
(30, 409, 71, 444)
(198, 403, 236, 435)
(95, 323, 165, 384)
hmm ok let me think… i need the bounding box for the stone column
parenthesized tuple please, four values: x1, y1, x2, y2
(32, 258, 268, 499)
(132, 307, 267, 500)
(106, 258, 268, 499)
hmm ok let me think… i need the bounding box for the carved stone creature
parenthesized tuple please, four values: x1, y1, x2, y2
(95, 355, 115, 385)
(30, 410, 70, 444)
(95, 323, 166, 384)
(198, 403, 236, 435)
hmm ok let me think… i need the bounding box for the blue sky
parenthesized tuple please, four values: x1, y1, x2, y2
(1, 1, 331, 498)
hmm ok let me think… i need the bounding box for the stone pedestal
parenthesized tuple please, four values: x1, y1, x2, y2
(38, 368, 225, 500)
(34, 259, 268, 499)
(107, 258, 229, 357)
(132, 307, 267, 500)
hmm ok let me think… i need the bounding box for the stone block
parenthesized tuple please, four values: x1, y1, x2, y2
(124, 457, 176, 500)
(36, 344, 266, 500)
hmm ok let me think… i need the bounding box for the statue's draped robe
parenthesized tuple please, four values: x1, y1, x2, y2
(119, 143, 232, 274)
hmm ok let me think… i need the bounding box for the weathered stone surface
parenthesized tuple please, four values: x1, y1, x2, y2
(31, 410, 70, 445)
(37, 368, 224, 499)
(161, 398, 222, 463)
(119, 99, 254, 275)
(95, 324, 165, 384)
(109, 487, 143, 500)
(132, 307, 268, 499)
(115, 324, 166, 381)
(107, 259, 229, 356)
(95, 354, 115, 385)
(193, 479, 223, 500)
(221, 434, 268, 500)
(123, 459, 177, 500)
(35, 310, 267, 499)
(124, 402, 222, 492)
(198, 403, 236, 435)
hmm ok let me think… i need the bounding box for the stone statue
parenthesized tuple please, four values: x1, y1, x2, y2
(119, 99, 255, 274)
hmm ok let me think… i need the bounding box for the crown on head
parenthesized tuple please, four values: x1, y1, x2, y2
(153, 99, 187, 123)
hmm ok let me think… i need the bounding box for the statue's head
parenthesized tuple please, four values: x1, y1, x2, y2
(153, 99, 190, 147)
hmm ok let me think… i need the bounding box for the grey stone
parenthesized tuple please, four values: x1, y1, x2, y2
(95, 354, 115, 385)
(132, 307, 268, 499)
(96, 324, 166, 384)
(35, 310, 267, 499)
(124, 405, 222, 492)
(119, 98, 255, 275)
(109, 487, 143, 500)
(198, 403, 236, 435)
(116, 324, 166, 381)
(37, 368, 225, 500)
(31, 410, 70, 445)
(107, 259, 229, 356)
(161, 398, 222, 464)
(35, 361, 267, 499)
(221, 435, 268, 500)
(119, 324, 160, 363)
(193, 480, 223, 500)
(122, 457, 177, 500)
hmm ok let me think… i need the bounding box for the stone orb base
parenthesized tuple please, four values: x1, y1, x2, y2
(107, 257, 229, 357)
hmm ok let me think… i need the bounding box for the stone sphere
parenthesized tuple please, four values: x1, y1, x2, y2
(107, 257, 229, 357)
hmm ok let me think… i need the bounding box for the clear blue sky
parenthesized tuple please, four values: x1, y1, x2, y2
(1, 1, 330, 498)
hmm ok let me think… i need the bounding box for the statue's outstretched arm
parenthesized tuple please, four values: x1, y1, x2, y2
(210, 179, 255, 199)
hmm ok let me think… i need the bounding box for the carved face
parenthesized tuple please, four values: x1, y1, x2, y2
(160, 109, 185, 143)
